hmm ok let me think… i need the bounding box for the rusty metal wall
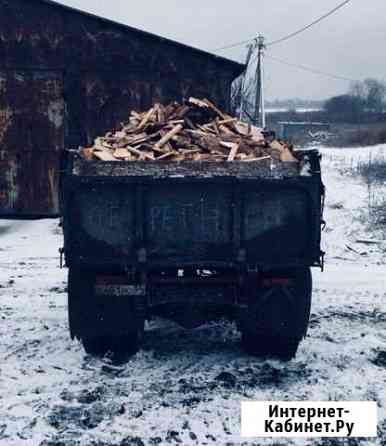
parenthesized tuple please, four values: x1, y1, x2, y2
(0, 0, 243, 216)
(0, 69, 64, 215)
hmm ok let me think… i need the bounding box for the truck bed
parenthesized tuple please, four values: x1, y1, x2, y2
(62, 154, 324, 270)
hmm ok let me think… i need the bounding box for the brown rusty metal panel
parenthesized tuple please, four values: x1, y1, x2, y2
(0, 151, 60, 216)
(81, 72, 154, 146)
(0, 69, 64, 215)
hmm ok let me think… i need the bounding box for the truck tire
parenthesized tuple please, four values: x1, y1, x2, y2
(81, 333, 142, 357)
(68, 267, 144, 357)
(241, 268, 312, 361)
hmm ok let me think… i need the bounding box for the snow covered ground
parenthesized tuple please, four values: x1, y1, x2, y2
(0, 146, 385, 446)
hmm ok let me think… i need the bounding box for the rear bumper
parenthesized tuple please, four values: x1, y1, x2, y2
(93, 270, 301, 309)
(66, 256, 324, 271)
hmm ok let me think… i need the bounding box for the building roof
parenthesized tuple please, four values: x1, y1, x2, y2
(36, 0, 245, 75)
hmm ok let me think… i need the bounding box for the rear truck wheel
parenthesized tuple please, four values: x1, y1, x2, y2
(240, 267, 312, 361)
(67, 267, 145, 357)
(81, 333, 143, 357)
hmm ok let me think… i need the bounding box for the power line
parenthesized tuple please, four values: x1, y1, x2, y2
(214, 0, 352, 52)
(266, 0, 352, 47)
(265, 54, 360, 82)
(214, 38, 257, 52)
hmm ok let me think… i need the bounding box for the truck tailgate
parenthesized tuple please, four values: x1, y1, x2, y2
(66, 176, 321, 268)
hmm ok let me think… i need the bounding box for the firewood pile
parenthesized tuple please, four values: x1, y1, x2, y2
(79, 98, 299, 164)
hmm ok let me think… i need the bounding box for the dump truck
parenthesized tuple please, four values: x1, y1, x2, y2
(60, 147, 325, 360)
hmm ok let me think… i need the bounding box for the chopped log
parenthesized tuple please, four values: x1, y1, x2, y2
(154, 124, 184, 150)
(80, 147, 94, 161)
(250, 126, 265, 143)
(93, 150, 119, 161)
(126, 146, 154, 160)
(139, 151, 155, 161)
(179, 148, 201, 154)
(137, 107, 155, 131)
(191, 133, 221, 152)
(227, 143, 240, 162)
(212, 120, 220, 136)
(199, 124, 216, 134)
(218, 117, 237, 126)
(94, 137, 113, 149)
(219, 125, 236, 136)
(113, 148, 132, 159)
(280, 147, 298, 163)
(154, 103, 166, 123)
(270, 140, 286, 152)
(166, 120, 185, 126)
(234, 122, 250, 136)
(156, 151, 178, 160)
(131, 111, 142, 120)
(188, 97, 209, 109)
(241, 156, 271, 162)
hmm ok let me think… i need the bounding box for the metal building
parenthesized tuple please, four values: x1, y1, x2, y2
(0, 0, 244, 217)
(278, 122, 331, 141)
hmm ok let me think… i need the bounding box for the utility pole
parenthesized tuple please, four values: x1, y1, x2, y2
(255, 34, 266, 128)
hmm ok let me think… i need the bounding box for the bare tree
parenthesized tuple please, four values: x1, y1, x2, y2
(349, 78, 386, 113)
(363, 78, 386, 112)
(349, 81, 366, 102)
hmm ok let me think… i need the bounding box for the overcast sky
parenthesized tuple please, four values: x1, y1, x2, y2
(57, 0, 386, 100)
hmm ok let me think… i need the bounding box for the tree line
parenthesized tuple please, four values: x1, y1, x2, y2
(324, 79, 386, 115)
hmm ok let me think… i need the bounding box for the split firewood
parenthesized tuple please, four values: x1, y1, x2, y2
(250, 126, 265, 143)
(156, 151, 178, 160)
(280, 147, 298, 163)
(93, 150, 119, 161)
(153, 103, 165, 123)
(167, 120, 185, 126)
(227, 143, 240, 162)
(113, 148, 132, 159)
(138, 151, 155, 161)
(234, 122, 250, 136)
(78, 98, 301, 165)
(126, 146, 154, 160)
(154, 124, 184, 150)
(188, 97, 209, 109)
(199, 124, 216, 134)
(80, 147, 94, 161)
(137, 107, 155, 131)
(270, 140, 286, 152)
(219, 125, 236, 136)
(212, 120, 220, 136)
(218, 117, 237, 126)
(241, 156, 271, 163)
(220, 141, 237, 149)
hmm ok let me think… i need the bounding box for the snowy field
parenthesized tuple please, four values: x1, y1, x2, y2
(266, 108, 322, 113)
(0, 145, 385, 446)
